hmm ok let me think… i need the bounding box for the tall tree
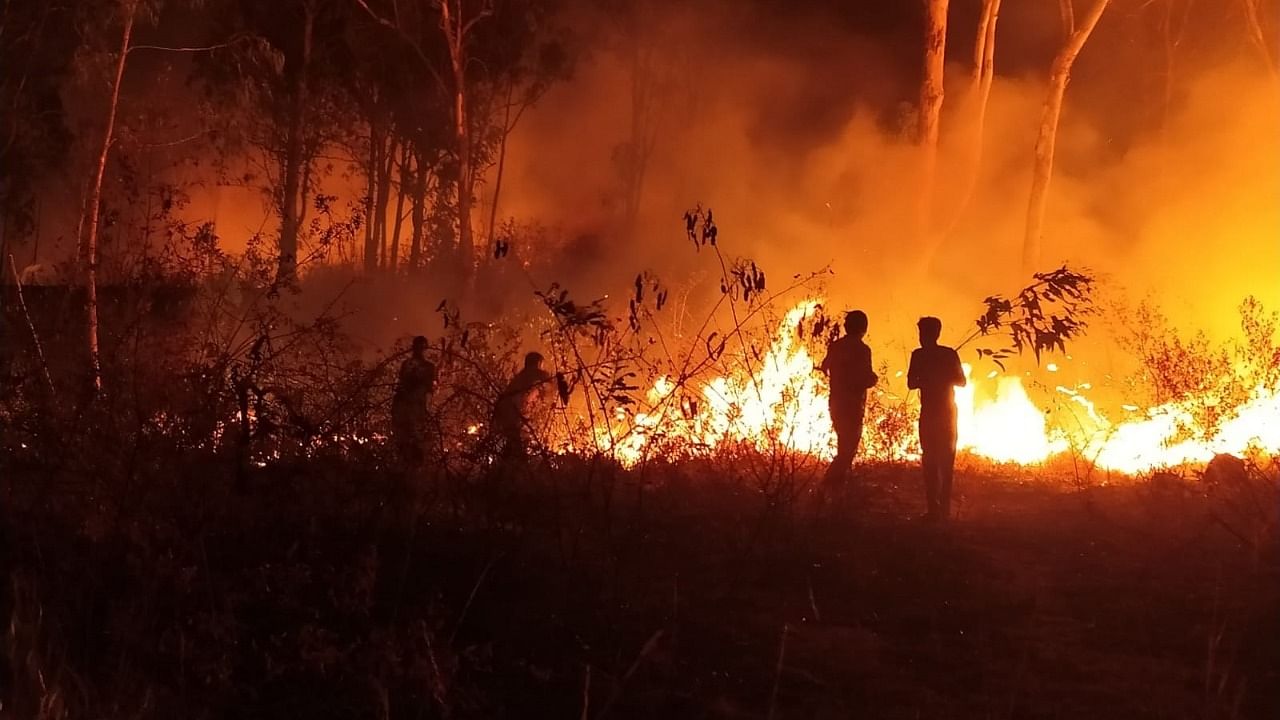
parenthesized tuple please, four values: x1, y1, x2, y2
(353, 97, 397, 273)
(925, 0, 1000, 262)
(82, 0, 140, 393)
(478, 43, 564, 250)
(274, 0, 316, 282)
(195, 0, 350, 283)
(388, 142, 411, 271)
(353, 0, 564, 287)
(603, 0, 674, 238)
(965, 0, 1000, 198)
(438, 0, 488, 284)
(345, 12, 417, 273)
(354, 0, 479, 283)
(1023, 0, 1110, 272)
(917, 0, 949, 237)
(476, 23, 565, 252)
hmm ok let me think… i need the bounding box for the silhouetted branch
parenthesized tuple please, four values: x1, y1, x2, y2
(963, 264, 1096, 368)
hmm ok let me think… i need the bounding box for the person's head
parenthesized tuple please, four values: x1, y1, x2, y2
(524, 351, 544, 370)
(411, 335, 429, 356)
(917, 316, 942, 347)
(844, 310, 868, 338)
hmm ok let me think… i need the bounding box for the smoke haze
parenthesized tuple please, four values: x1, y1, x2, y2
(10, 0, 1278, 364)
(497, 0, 1279, 360)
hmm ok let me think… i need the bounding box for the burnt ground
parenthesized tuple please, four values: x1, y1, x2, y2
(4, 458, 1278, 719)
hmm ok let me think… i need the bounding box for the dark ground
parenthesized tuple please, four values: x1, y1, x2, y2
(4, 458, 1278, 719)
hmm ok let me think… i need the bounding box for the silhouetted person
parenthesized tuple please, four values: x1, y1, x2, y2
(907, 316, 966, 522)
(493, 351, 553, 458)
(819, 310, 878, 486)
(391, 336, 436, 466)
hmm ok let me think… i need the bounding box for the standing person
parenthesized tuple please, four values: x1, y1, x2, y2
(818, 310, 878, 486)
(492, 351, 553, 458)
(907, 316, 967, 522)
(391, 335, 437, 467)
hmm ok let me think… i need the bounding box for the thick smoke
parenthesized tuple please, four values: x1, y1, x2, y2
(498, 0, 1280, 364)
(14, 0, 1277, 366)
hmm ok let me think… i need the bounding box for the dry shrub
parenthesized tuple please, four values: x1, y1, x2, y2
(1120, 296, 1280, 442)
(1202, 453, 1280, 558)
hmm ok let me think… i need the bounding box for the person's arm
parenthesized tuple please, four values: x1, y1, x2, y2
(818, 343, 833, 375)
(424, 361, 438, 395)
(394, 359, 412, 391)
(859, 345, 878, 389)
(532, 370, 553, 401)
(950, 349, 967, 388)
(906, 349, 922, 390)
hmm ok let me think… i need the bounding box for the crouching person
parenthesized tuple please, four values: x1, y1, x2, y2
(492, 351, 553, 461)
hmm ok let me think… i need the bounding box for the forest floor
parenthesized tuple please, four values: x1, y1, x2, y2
(5, 458, 1279, 719)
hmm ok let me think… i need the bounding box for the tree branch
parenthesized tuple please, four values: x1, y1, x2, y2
(127, 35, 249, 55)
(461, 4, 493, 38)
(134, 129, 212, 149)
(351, 0, 448, 92)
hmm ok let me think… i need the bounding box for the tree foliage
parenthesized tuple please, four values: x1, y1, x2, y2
(967, 264, 1095, 369)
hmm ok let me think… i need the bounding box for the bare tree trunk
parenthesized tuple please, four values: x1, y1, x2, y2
(277, 1, 314, 283)
(373, 139, 385, 268)
(1058, 0, 1076, 34)
(375, 134, 396, 268)
(917, 0, 949, 238)
(1241, 0, 1279, 85)
(1023, 0, 1110, 272)
(83, 0, 138, 394)
(389, 144, 410, 273)
(607, 1, 667, 239)
(352, 0, 494, 282)
(451, 42, 472, 281)
(408, 149, 426, 273)
(486, 84, 514, 251)
(298, 146, 313, 230)
(968, 0, 1000, 186)
(363, 115, 381, 271)
(439, 0, 489, 287)
(928, 0, 1000, 254)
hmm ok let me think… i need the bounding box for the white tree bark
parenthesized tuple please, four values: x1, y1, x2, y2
(917, 0, 949, 237)
(928, 0, 1000, 254)
(969, 0, 1000, 188)
(1023, 0, 1110, 273)
(83, 0, 139, 394)
(439, 0, 490, 286)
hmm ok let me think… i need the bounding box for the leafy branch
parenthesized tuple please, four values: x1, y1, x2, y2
(962, 264, 1095, 369)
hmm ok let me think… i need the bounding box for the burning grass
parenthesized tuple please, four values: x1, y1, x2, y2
(2, 216, 1279, 719)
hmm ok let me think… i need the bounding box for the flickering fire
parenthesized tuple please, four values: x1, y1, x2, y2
(603, 302, 1280, 474)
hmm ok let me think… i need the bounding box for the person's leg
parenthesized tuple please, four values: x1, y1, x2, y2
(939, 421, 958, 519)
(920, 419, 940, 518)
(827, 432, 852, 483)
(850, 402, 866, 462)
(391, 411, 412, 466)
(825, 403, 853, 486)
(499, 426, 523, 461)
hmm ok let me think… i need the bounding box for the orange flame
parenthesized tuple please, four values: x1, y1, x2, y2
(600, 301, 1280, 474)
